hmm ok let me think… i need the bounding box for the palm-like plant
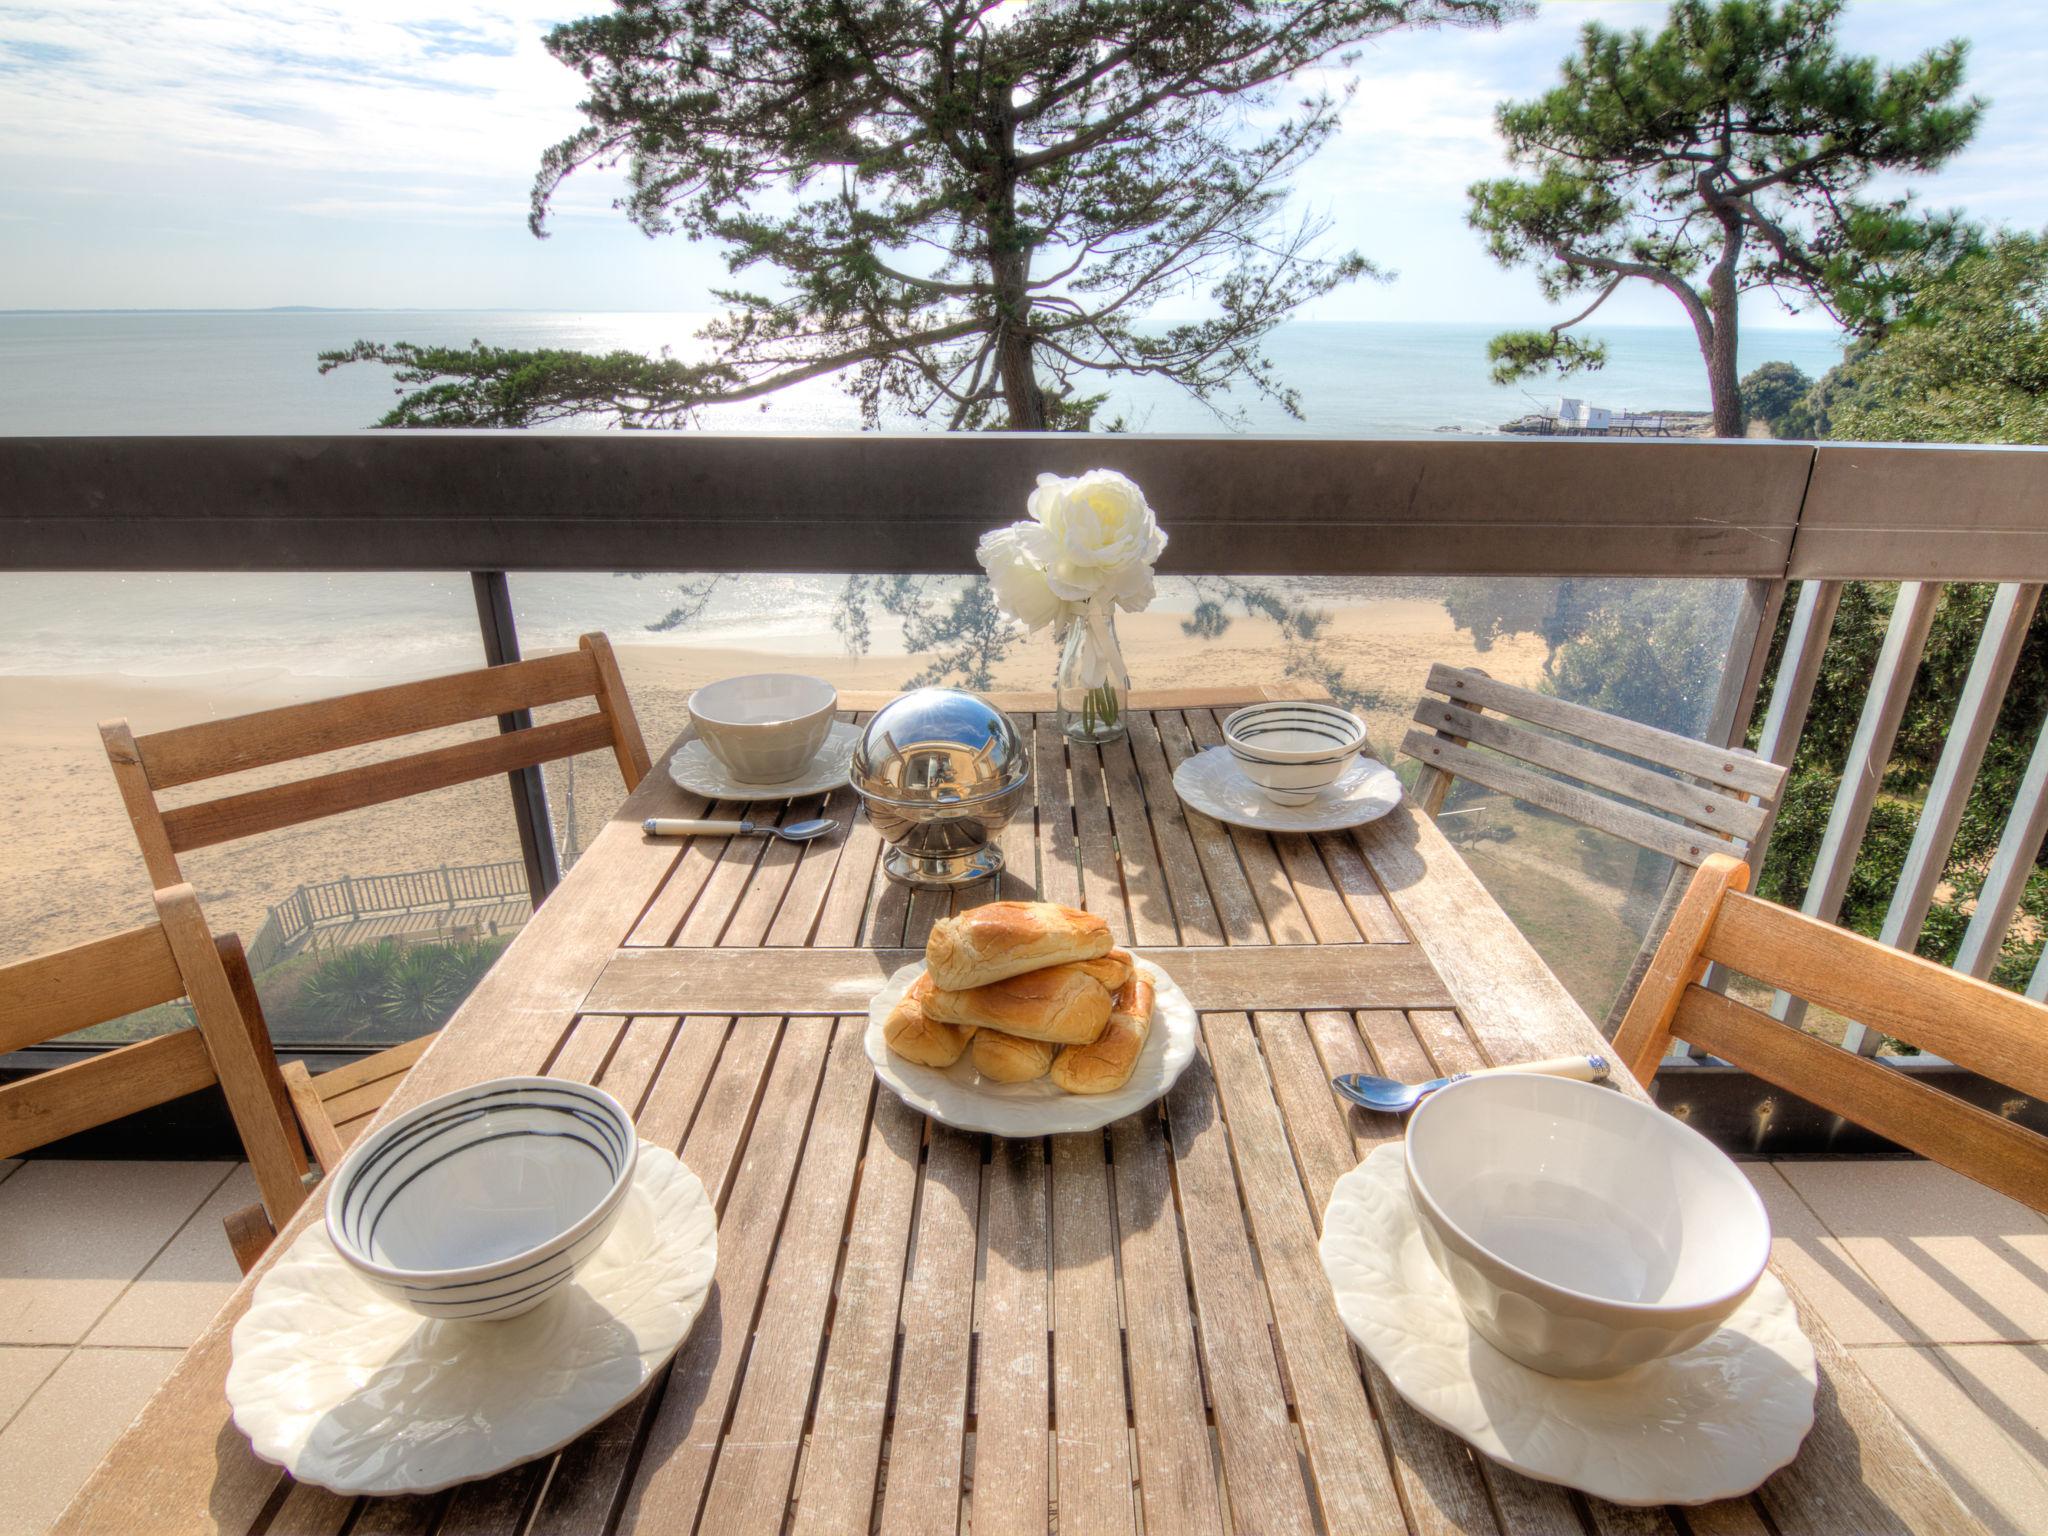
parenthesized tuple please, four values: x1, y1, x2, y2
(298, 941, 402, 1030)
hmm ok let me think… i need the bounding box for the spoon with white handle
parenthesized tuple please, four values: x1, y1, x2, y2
(644, 817, 837, 842)
(1332, 1054, 1610, 1115)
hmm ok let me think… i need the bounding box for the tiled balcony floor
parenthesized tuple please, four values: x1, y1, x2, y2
(2, 1154, 2044, 1535)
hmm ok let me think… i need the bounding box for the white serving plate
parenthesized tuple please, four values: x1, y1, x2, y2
(1173, 745, 1402, 833)
(1319, 1143, 1816, 1507)
(667, 718, 860, 801)
(229, 1146, 716, 1497)
(865, 956, 1197, 1134)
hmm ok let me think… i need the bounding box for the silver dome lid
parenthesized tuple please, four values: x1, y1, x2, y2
(851, 688, 1029, 805)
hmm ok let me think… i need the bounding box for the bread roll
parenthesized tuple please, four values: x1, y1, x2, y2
(925, 962, 1113, 1044)
(1074, 949, 1133, 992)
(926, 901, 1113, 990)
(883, 975, 974, 1068)
(971, 1028, 1058, 1082)
(1051, 973, 1156, 1095)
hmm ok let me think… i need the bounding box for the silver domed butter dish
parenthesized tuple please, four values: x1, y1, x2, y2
(851, 689, 1031, 887)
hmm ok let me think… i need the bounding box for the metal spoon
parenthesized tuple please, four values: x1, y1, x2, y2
(644, 816, 837, 843)
(1332, 1054, 1610, 1115)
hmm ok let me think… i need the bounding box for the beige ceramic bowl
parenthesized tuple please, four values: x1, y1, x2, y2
(1404, 1073, 1770, 1379)
(687, 673, 838, 784)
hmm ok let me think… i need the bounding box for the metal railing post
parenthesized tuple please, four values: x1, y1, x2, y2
(471, 570, 563, 907)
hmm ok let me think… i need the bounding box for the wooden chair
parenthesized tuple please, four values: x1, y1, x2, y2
(1401, 664, 1788, 1025)
(0, 884, 312, 1266)
(98, 632, 650, 1180)
(1615, 854, 2048, 1214)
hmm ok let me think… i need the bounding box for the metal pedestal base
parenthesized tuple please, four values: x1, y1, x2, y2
(881, 844, 1005, 888)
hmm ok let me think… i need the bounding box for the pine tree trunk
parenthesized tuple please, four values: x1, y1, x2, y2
(1704, 235, 1744, 438)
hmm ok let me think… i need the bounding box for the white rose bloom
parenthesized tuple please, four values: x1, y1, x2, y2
(1024, 470, 1167, 606)
(976, 523, 1062, 632)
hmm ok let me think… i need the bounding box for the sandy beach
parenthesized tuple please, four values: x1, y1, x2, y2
(0, 598, 1548, 963)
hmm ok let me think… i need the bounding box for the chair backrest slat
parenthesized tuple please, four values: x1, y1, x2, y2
(158, 710, 617, 855)
(0, 1029, 216, 1160)
(1672, 983, 2048, 1212)
(1398, 728, 1724, 866)
(102, 633, 650, 888)
(1414, 698, 1768, 841)
(0, 924, 185, 1053)
(130, 648, 602, 789)
(1423, 663, 1786, 797)
(1704, 891, 2048, 1101)
(1615, 853, 2048, 1215)
(0, 885, 310, 1222)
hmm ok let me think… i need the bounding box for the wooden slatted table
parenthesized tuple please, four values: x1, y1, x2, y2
(58, 691, 1985, 1536)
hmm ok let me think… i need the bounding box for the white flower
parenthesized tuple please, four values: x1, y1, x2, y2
(976, 523, 1062, 632)
(1022, 469, 1167, 610)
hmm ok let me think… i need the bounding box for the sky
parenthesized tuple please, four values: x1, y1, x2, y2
(1, 1, 2044, 329)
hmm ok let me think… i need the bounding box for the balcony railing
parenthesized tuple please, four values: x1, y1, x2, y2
(5, 432, 2046, 1153)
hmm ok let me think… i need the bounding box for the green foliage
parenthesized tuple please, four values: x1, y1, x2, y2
(284, 937, 510, 1039)
(1483, 329, 1608, 386)
(1739, 360, 1814, 436)
(1823, 231, 2048, 444)
(1468, 0, 1979, 433)
(326, 0, 1511, 431)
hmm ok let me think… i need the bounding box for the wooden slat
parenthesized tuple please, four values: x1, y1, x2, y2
(788, 1090, 924, 1536)
(625, 794, 739, 946)
(1400, 729, 1727, 867)
(156, 884, 310, 1223)
(584, 943, 1454, 1017)
(133, 648, 601, 789)
(618, 1019, 832, 1532)
(1310, 832, 1406, 944)
(1282, 1010, 1522, 1536)
(1048, 1130, 1137, 1536)
(1031, 714, 1085, 913)
(974, 1135, 1052, 1536)
(1099, 732, 1181, 946)
(1425, 664, 1784, 796)
(1613, 855, 1751, 1083)
(0, 1029, 215, 1160)
(1675, 986, 2048, 1213)
(1202, 1013, 1404, 1534)
(1414, 699, 1769, 842)
(1710, 892, 2048, 1099)
(695, 1021, 874, 1531)
(160, 712, 617, 853)
(525, 1016, 769, 1536)
(580, 631, 652, 790)
(304, 1033, 433, 1101)
(1071, 740, 1135, 944)
(1122, 712, 1225, 944)
(1109, 1110, 1228, 1536)
(1151, 709, 1266, 943)
(1187, 709, 1317, 942)
(876, 1125, 980, 1535)
(0, 922, 184, 1054)
(1272, 832, 1367, 943)
(1163, 1048, 1320, 1531)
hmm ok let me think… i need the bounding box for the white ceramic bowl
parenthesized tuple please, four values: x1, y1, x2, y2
(1222, 700, 1369, 806)
(1404, 1074, 1770, 1379)
(325, 1077, 637, 1321)
(688, 673, 839, 784)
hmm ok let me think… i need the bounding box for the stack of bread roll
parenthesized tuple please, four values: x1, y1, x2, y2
(883, 901, 1157, 1095)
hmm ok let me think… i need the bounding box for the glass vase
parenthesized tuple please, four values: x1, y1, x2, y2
(1056, 609, 1130, 744)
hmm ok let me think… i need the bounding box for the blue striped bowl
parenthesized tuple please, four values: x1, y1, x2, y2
(1222, 701, 1369, 805)
(324, 1077, 638, 1322)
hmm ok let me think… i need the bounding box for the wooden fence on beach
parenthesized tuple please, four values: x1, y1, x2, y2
(247, 859, 531, 970)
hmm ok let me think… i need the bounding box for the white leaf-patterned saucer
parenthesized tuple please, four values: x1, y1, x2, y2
(228, 1146, 716, 1497)
(866, 956, 1197, 1135)
(1319, 1143, 1815, 1507)
(1173, 746, 1402, 833)
(667, 718, 860, 801)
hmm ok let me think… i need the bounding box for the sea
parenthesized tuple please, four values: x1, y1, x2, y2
(0, 312, 1844, 679)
